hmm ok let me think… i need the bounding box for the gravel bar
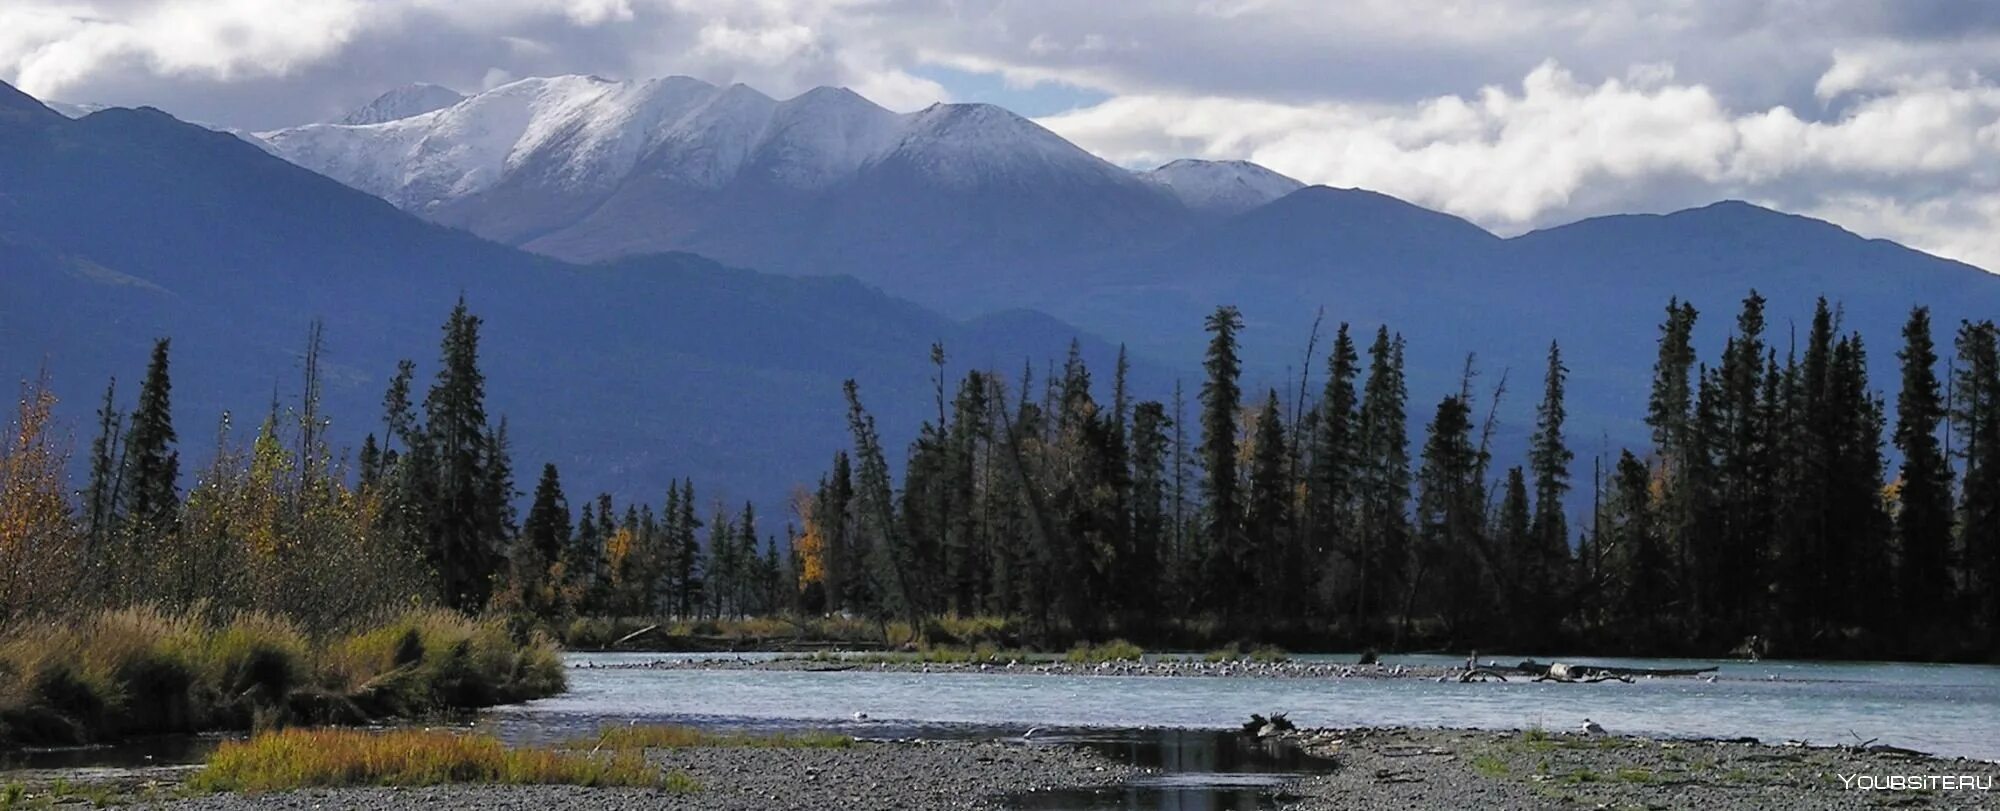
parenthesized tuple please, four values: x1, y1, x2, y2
(119, 739, 1132, 810)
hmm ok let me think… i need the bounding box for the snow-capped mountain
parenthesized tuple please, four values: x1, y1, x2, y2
(1141, 159, 1304, 215)
(339, 83, 466, 125)
(255, 75, 1215, 302)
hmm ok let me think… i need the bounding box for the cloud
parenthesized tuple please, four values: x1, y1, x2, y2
(1038, 61, 2000, 271)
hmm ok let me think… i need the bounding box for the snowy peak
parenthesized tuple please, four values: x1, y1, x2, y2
(339, 83, 466, 125)
(881, 102, 1136, 188)
(753, 86, 900, 188)
(1141, 159, 1303, 216)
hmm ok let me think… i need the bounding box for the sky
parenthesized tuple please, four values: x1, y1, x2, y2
(5, 1, 2000, 271)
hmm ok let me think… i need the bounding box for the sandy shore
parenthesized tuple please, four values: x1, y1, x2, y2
(8, 726, 1994, 809)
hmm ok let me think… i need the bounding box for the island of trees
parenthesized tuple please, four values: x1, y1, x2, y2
(4, 294, 1997, 667)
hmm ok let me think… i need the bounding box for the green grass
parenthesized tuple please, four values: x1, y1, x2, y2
(1471, 753, 1511, 778)
(569, 724, 853, 751)
(1615, 767, 1655, 784)
(1559, 768, 1603, 785)
(188, 728, 688, 793)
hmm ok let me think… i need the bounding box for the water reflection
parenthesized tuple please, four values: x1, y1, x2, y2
(1006, 729, 1332, 811)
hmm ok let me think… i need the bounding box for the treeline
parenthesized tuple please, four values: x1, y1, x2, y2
(7, 294, 1996, 661)
(804, 296, 2000, 661)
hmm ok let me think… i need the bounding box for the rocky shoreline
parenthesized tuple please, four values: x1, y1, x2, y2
(4, 725, 1991, 809)
(1283, 727, 2000, 809)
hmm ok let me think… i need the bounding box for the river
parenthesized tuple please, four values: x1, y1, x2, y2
(478, 652, 2000, 761)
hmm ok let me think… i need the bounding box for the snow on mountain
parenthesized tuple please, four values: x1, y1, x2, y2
(750, 86, 901, 189)
(1141, 159, 1304, 215)
(261, 75, 627, 210)
(339, 83, 466, 125)
(43, 100, 109, 119)
(874, 102, 1144, 190)
(261, 75, 1163, 207)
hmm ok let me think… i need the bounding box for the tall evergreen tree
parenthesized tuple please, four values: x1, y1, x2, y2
(120, 339, 180, 532)
(83, 378, 124, 547)
(1712, 292, 1773, 637)
(1353, 327, 1411, 628)
(422, 299, 507, 611)
(1495, 466, 1534, 635)
(844, 380, 923, 632)
(521, 464, 572, 568)
(1245, 390, 1294, 617)
(1309, 324, 1361, 614)
(1606, 450, 1664, 634)
(1953, 320, 2000, 650)
(1895, 308, 1954, 627)
(1128, 401, 1170, 617)
(1413, 394, 1489, 636)
(1527, 340, 1574, 626)
(1198, 306, 1246, 610)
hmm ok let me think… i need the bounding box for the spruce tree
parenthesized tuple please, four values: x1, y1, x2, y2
(1353, 327, 1411, 628)
(83, 378, 124, 547)
(1527, 340, 1574, 624)
(1245, 390, 1293, 617)
(522, 464, 572, 568)
(1713, 292, 1772, 637)
(1128, 401, 1170, 617)
(1495, 466, 1533, 635)
(1198, 306, 1246, 610)
(422, 299, 506, 611)
(844, 380, 923, 631)
(120, 338, 180, 532)
(1607, 450, 1663, 633)
(1413, 394, 1488, 635)
(1309, 324, 1361, 614)
(1953, 320, 2000, 650)
(1895, 308, 1953, 627)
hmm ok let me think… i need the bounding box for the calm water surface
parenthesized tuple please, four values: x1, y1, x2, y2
(483, 652, 2000, 761)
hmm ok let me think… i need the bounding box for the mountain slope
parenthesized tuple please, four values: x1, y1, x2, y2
(0, 81, 1129, 512)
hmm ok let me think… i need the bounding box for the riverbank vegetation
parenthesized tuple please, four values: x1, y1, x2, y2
(0, 606, 561, 747)
(189, 728, 682, 793)
(0, 308, 567, 749)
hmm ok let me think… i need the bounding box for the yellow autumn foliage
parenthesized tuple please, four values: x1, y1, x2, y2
(0, 375, 84, 622)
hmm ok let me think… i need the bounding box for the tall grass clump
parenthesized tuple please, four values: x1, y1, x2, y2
(189, 729, 687, 793)
(327, 609, 564, 719)
(0, 606, 565, 748)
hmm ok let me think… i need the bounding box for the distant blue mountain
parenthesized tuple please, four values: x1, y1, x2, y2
(0, 80, 1132, 514)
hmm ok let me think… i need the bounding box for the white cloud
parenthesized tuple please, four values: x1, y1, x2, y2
(1038, 61, 2000, 270)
